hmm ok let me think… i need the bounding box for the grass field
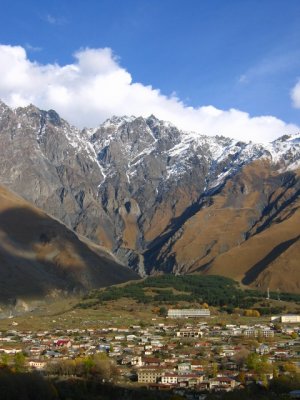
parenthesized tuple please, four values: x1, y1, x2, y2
(0, 296, 299, 332)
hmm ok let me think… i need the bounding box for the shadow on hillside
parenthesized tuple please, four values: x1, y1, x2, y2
(250, 176, 300, 238)
(242, 234, 300, 285)
(0, 368, 171, 400)
(0, 207, 137, 303)
(142, 179, 230, 274)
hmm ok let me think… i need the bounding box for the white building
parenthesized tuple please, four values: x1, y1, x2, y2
(161, 374, 178, 384)
(243, 328, 274, 338)
(281, 315, 300, 324)
(28, 361, 46, 370)
(271, 315, 300, 323)
(178, 362, 191, 372)
(137, 368, 162, 383)
(176, 329, 203, 338)
(168, 309, 210, 318)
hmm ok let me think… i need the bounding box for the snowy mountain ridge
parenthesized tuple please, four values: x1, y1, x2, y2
(1, 100, 300, 281)
(89, 114, 300, 192)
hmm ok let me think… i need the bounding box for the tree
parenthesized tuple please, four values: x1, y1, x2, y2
(210, 362, 218, 378)
(92, 353, 119, 382)
(158, 306, 168, 317)
(237, 371, 246, 384)
(14, 352, 26, 372)
(270, 373, 300, 394)
(82, 356, 94, 377)
(291, 332, 297, 340)
(232, 347, 250, 369)
(243, 309, 260, 317)
(0, 353, 9, 367)
(260, 373, 268, 388)
(273, 366, 279, 379)
(282, 362, 297, 374)
(246, 353, 261, 371)
(61, 359, 76, 376)
(246, 353, 272, 379)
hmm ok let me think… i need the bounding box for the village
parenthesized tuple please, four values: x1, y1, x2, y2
(0, 309, 300, 399)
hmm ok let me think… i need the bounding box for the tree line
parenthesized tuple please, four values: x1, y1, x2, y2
(79, 275, 300, 311)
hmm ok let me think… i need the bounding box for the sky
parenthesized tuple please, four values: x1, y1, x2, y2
(0, 0, 300, 142)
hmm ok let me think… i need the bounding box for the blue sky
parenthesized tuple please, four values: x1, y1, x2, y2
(0, 0, 300, 141)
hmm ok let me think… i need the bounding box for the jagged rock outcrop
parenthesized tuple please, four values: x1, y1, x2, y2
(0, 99, 299, 291)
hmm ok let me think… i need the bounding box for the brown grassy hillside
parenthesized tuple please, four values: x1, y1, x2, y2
(0, 185, 138, 303)
(207, 180, 300, 293)
(151, 161, 300, 293)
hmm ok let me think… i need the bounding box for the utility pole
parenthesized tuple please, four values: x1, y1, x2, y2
(277, 288, 280, 301)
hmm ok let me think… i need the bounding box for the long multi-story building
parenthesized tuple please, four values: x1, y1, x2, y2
(243, 328, 274, 338)
(167, 309, 210, 318)
(271, 314, 300, 323)
(137, 367, 163, 383)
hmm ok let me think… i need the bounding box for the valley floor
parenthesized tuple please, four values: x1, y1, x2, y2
(0, 299, 299, 400)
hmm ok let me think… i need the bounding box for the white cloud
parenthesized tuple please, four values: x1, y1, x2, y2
(25, 43, 42, 52)
(291, 79, 300, 108)
(238, 50, 300, 85)
(45, 14, 68, 26)
(0, 44, 298, 143)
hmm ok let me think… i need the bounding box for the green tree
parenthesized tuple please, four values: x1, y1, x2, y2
(273, 366, 279, 379)
(1, 353, 9, 367)
(82, 356, 94, 376)
(210, 362, 218, 378)
(14, 352, 26, 372)
(158, 306, 168, 317)
(246, 353, 261, 371)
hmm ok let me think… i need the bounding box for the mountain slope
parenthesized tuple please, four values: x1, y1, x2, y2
(149, 160, 300, 292)
(0, 185, 137, 303)
(0, 100, 299, 292)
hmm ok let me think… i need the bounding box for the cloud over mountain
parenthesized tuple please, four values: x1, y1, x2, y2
(291, 79, 300, 109)
(0, 44, 298, 142)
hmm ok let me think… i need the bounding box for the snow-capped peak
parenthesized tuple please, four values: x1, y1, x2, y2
(102, 115, 137, 128)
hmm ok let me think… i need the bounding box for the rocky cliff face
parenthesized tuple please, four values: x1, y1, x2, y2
(0, 100, 299, 291)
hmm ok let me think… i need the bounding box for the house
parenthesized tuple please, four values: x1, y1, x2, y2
(177, 373, 203, 385)
(54, 339, 71, 347)
(143, 357, 161, 366)
(126, 335, 137, 341)
(137, 367, 163, 383)
(29, 346, 43, 356)
(44, 350, 61, 358)
(256, 344, 270, 355)
(176, 329, 203, 338)
(191, 360, 204, 371)
(0, 348, 22, 354)
(28, 360, 46, 370)
(178, 362, 191, 372)
(209, 376, 237, 390)
(161, 373, 178, 385)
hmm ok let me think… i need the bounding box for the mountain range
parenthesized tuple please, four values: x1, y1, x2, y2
(0, 99, 299, 300)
